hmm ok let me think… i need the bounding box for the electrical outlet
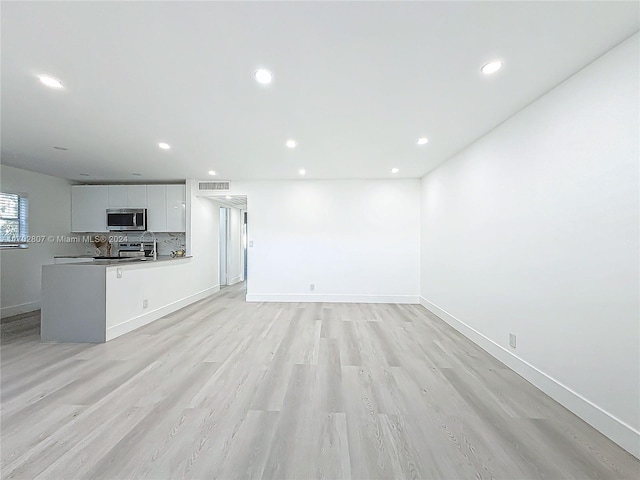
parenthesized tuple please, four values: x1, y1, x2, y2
(143, 299, 149, 309)
(509, 333, 517, 349)
(116, 268, 122, 278)
(310, 283, 315, 292)
(249, 240, 254, 247)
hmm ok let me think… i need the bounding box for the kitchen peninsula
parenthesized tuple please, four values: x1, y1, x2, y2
(41, 255, 194, 343)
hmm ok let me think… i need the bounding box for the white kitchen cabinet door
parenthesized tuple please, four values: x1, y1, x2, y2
(166, 185, 186, 232)
(108, 185, 128, 208)
(127, 185, 147, 208)
(71, 185, 109, 232)
(146, 185, 167, 232)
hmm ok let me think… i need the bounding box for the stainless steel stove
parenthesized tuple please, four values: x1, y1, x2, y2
(118, 242, 154, 257)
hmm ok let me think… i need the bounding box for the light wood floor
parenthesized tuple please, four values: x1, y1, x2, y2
(1, 284, 639, 479)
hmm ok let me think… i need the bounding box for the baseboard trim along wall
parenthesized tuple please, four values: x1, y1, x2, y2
(246, 293, 420, 304)
(1, 301, 41, 319)
(419, 297, 640, 459)
(106, 285, 220, 341)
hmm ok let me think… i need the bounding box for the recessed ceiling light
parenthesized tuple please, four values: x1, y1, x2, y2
(416, 137, 428, 145)
(132, 172, 142, 176)
(208, 170, 217, 176)
(299, 169, 306, 176)
(254, 69, 273, 84)
(53, 146, 68, 151)
(38, 74, 63, 89)
(481, 60, 503, 75)
(79, 173, 90, 177)
(391, 168, 399, 174)
(286, 139, 297, 149)
(158, 142, 171, 150)
(225, 195, 232, 200)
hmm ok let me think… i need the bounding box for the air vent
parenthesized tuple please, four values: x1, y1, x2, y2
(199, 181, 230, 191)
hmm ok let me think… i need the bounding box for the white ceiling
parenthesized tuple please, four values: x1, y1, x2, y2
(1, 1, 638, 182)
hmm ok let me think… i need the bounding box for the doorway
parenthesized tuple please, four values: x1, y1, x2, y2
(243, 210, 248, 280)
(219, 207, 228, 286)
(215, 195, 247, 290)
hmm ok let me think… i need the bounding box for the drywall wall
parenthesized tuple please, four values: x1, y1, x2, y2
(420, 34, 639, 456)
(203, 179, 421, 302)
(0, 165, 72, 317)
(184, 184, 221, 297)
(104, 257, 205, 340)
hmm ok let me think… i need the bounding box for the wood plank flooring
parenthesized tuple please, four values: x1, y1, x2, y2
(1, 284, 639, 479)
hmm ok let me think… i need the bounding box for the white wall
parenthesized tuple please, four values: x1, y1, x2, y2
(185, 184, 220, 295)
(104, 257, 205, 340)
(206, 179, 421, 303)
(420, 34, 639, 456)
(0, 165, 72, 317)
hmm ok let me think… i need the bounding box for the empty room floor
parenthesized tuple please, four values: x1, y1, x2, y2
(1, 284, 639, 479)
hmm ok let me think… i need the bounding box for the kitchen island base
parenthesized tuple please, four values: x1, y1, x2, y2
(41, 257, 218, 343)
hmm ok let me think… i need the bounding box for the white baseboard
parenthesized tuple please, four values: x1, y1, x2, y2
(419, 297, 640, 460)
(246, 293, 420, 304)
(1, 301, 40, 319)
(106, 285, 220, 341)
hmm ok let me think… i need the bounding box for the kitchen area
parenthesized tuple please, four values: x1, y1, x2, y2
(41, 182, 205, 343)
(55, 183, 187, 261)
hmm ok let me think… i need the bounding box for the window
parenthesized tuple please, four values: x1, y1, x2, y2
(0, 192, 29, 248)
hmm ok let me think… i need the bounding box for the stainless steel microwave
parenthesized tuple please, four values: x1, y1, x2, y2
(106, 208, 147, 231)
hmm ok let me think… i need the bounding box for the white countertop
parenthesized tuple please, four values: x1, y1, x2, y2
(50, 255, 192, 266)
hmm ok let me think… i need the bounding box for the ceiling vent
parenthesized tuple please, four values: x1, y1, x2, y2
(199, 181, 230, 191)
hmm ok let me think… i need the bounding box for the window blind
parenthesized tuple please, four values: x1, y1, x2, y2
(0, 192, 29, 248)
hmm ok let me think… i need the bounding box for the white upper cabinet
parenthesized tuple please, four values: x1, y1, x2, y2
(71, 184, 184, 233)
(166, 185, 186, 232)
(127, 185, 147, 208)
(108, 185, 128, 208)
(108, 185, 147, 208)
(146, 185, 167, 232)
(71, 185, 109, 232)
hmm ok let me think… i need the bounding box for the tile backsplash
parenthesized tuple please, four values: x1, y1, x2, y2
(64, 232, 186, 257)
